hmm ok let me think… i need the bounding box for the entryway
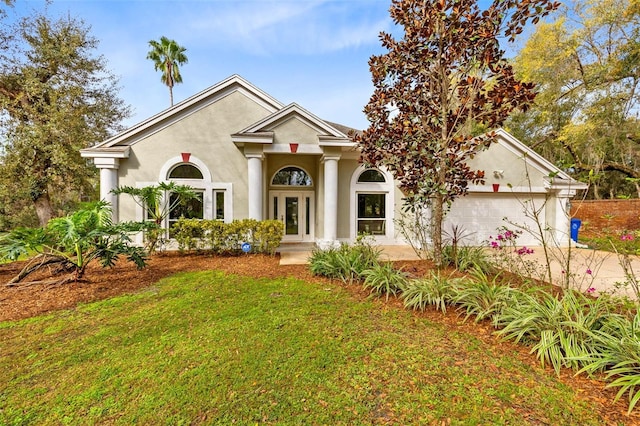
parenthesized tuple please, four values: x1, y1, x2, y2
(269, 191, 314, 242)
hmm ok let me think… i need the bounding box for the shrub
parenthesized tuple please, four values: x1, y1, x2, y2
(402, 273, 467, 313)
(495, 289, 616, 375)
(361, 262, 409, 300)
(171, 219, 284, 255)
(577, 312, 640, 414)
(443, 244, 492, 273)
(453, 268, 515, 323)
(308, 238, 381, 284)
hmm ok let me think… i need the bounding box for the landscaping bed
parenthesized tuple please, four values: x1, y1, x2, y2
(1, 253, 639, 424)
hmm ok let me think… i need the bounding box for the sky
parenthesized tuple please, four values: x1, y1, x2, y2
(9, 0, 398, 131)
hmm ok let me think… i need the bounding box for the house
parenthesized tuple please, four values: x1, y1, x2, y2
(80, 75, 586, 248)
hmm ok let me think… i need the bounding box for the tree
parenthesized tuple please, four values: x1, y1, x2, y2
(0, 12, 130, 228)
(147, 36, 188, 107)
(508, 0, 640, 199)
(0, 202, 148, 285)
(111, 182, 198, 252)
(358, 0, 558, 266)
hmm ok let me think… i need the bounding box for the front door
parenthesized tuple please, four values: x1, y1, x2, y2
(269, 191, 314, 242)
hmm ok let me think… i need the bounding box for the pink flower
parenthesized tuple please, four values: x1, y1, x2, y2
(586, 269, 592, 275)
(516, 246, 534, 256)
(490, 241, 500, 249)
(587, 287, 596, 294)
(622, 234, 635, 241)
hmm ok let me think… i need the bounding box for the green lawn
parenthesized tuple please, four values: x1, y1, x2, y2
(0, 271, 608, 425)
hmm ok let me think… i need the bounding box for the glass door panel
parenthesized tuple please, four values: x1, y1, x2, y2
(285, 196, 299, 235)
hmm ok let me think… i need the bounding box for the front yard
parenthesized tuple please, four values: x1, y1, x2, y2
(0, 255, 637, 424)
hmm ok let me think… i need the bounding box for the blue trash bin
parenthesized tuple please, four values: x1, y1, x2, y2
(570, 218, 582, 242)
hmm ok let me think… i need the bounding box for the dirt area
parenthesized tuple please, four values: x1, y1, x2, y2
(1, 253, 639, 424)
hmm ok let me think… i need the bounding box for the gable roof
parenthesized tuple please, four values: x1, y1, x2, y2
(493, 128, 587, 190)
(231, 103, 356, 147)
(81, 75, 285, 156)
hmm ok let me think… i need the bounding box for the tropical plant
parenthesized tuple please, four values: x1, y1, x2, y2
(0, 202, 147, 284)
(402, 273, 467, 313)
(309, 238, 381, 284)
(453, 268, 515, 323)
(357, 0, 558, 266)
(111, 182, 198, 252)
(576, 312, 640, 413)
(495, 289, 615, 375)
(361, 262, 409, 300)
(147, 36, 188, 106)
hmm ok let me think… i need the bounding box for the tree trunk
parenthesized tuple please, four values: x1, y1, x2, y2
(432, 193, 444, 268)
(34, 192, 54, 226)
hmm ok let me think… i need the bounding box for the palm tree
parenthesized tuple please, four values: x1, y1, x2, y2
(146, 36, 188, 106)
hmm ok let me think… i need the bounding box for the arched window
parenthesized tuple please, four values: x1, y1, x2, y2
(351, 167, 393, 238)
(166, 164, 205, 234)
(168, 164, 204, 179)
(272, 166, 312, 186)
(357, 169, 386, 183)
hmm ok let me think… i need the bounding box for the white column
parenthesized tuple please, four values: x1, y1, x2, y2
(555, 191, 572, 247)
(94, 158, 120, 223)
(247, 154, 264, 220)
(322, 155, 340, 247)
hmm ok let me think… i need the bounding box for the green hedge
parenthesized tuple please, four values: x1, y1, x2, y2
(171, 219, 284, 255)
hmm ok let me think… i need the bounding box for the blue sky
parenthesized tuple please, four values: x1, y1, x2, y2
(11, 0, 397, 130)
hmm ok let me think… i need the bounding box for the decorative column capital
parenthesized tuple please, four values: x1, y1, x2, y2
(321, 154, 341, 163)
(245, 153, 265, 160)
(93, 157, 121, 169)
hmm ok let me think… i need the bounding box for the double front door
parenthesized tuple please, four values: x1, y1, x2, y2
(269, 191, 314, 242)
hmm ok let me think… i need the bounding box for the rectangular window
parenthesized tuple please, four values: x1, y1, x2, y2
(357, 193, 385, 235)
(214, 190, 225, 221)
(273, 196, 278, 220)
(305, 196, 310, 235)
(168, 191, 204, 236)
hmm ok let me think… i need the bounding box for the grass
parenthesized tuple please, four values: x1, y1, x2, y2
(0, 270, 611, 425)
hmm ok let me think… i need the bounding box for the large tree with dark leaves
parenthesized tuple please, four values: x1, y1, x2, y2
(0, 12, 130, 228)
(358, 0, 558, 265)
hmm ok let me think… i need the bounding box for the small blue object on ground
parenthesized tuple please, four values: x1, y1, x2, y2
(241, 242, 251, 253)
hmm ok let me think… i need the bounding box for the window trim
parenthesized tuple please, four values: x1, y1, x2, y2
(270, 165, 314, 187)
(349, 166, 395, 242)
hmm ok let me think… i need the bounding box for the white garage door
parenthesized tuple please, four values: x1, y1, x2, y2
(443, 193, 547, 247)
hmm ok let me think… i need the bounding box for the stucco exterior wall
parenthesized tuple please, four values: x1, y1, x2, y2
(338, 159, 359, 239)
(116, 91, 272, 222)
(468, 139, 547, 190)
(269, 117, 321, 146)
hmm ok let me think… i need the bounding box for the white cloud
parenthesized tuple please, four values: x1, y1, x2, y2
(180, 0, 390, 55)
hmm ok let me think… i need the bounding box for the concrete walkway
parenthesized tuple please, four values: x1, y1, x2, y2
(278, 244, 639, 300)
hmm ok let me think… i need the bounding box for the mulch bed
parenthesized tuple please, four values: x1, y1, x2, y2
(1, 252, 639, 424)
